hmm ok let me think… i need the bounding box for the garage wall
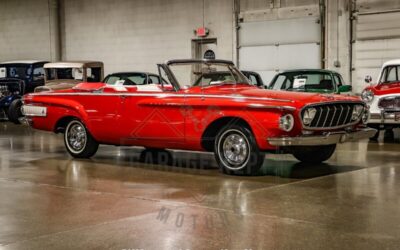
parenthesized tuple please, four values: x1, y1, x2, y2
(238, 0, 321, 84)
(351, 0, 400, 93)
(0, 0, 56, 61)
(62, 0, 234, 76)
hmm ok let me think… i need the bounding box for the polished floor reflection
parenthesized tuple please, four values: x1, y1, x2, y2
(0, 122, 399, 249)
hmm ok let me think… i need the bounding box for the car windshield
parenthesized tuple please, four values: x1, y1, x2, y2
(379, 65, 400, 84)
(167, 62, 250, 89)
(270, 72, 335, 91)
(46, 68, 84, 81)
(104, 73, 147, 86)
(0, 65, 32, 79)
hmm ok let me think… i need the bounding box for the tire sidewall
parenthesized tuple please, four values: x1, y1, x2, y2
(214, 125, 263, 175)
(65, 120, 88, 156)
(216, 128, 251, 171)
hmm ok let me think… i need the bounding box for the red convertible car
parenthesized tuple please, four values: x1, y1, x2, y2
(21, 59, 375, 175)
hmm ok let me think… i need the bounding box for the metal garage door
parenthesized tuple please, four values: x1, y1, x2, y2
(352, 9, 400, 93)
(238, 17, 321, 85)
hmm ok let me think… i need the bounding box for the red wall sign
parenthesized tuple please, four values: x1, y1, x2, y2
(195, 27, 209, 37)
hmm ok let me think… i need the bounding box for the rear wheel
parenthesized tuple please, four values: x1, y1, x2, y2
(214, 125, 264, 176)
(7, 99, 23, 124)
(64, 119, 99, 158)
(292, 144, 336, 163)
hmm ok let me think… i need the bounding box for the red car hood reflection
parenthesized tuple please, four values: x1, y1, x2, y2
(187, 85, 361, 107)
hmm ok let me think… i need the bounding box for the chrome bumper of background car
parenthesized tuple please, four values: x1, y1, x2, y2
(268, 128, 377, 146)
(368, 112, 400, 124)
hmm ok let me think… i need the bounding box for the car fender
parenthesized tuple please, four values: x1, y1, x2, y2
(29, 96, 92, 131)
(189, 107, 292, 150)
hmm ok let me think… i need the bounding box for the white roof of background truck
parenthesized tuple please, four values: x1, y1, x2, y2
(44, 61, 103, 69)
(382, 59, 400, 68)
(0, 60, 47, 65)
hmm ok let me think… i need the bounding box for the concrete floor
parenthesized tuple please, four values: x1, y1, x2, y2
(0, 122, 399, 250)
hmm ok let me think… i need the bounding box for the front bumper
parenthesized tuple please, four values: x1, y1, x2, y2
(369, 112, 400, 125)
(268, 128, 377, 146)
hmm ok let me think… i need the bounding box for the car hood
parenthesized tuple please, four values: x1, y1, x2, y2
(187, 85, 361, 108)
(368, 82, 400, 95)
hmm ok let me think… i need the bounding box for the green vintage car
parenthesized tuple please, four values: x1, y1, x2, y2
(268, 69, 352, 94)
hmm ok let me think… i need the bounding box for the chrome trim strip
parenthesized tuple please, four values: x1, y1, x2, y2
(268, 128, 377, 146)
(329, 106, 337, 127)
(246, 103, 296, 111)
(322, 106, 330, 127)
(369, 112, 400, 124)
(28, 92, 294, 103)
(335, 105, 344, 127)
(315, 106, 323, 126)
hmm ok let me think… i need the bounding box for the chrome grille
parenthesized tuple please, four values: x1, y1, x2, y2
(301, 103, 358, 129)
(378, 96, 400, 110)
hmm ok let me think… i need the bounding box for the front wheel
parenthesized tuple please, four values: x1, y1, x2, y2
(292, 144, 336, 163)
(214, 125, 264, 176)
(64, 119, 99, 158)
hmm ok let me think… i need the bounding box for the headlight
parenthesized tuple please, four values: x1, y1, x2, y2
(303, 108, 317, 125)
(279, 114, 294, 132)
(361, 89, 374, 103)
(352, 105, 364, 121)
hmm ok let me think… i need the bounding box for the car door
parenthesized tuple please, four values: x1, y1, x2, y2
(117, 66, 186, 148)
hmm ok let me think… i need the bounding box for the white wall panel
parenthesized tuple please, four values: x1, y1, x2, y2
(352, 6, 400, 93)
(352, 38, 400, 93)
(239, 46, 278, 71)
(239, 15, 321, 84)
(240, 17, 320, 46)
(62, 0, 234, 76)
(277, 43, 320, 69)
(357, 12, 400, 40)
(356, 0, 400, 13)
(0, 0, 52, 61)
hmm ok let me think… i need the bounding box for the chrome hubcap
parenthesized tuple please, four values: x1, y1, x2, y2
(67, 123, 87, 152)
(222, 133, 249, 166)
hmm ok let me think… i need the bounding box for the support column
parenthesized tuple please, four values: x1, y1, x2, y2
(48, 0, 61, 61)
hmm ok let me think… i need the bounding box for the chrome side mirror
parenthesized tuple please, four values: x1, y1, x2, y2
(365, 75, 372, 84)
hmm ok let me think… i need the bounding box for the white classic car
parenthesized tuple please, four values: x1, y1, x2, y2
(362, 59, 400, 140)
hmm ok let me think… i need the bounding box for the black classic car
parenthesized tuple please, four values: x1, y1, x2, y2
(0, 60, 48, 123)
